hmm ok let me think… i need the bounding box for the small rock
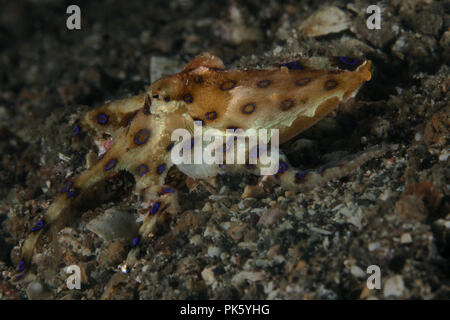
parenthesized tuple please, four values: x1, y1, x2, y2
(368, 242, 381, 251)
(267, 245, 280, 257)
(231, 271, 266, 286)
(201, 267, 216, 285)
(395, 195, 427, 222)
(26, 281, 53, 300)
(86, 207, 138, 242)
(400, 233, 413, 244)
(257, 208, 287, 227)
(298, 6, 350, 37)
(202, 202, 212, 212)
(241, 185, 265, 199)
(99, 240, 127, 266)
(383, 275, 405, 298)
(350, 265, 366, 279)
(189, 234, 203, 246)
(295, 260, 307, 271)
(177, 256, 201, 274)
(228, 222, 247, 242)
(207, 246, 221, 258)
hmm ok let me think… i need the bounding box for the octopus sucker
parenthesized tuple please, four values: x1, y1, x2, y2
(15, 52, 386, 275)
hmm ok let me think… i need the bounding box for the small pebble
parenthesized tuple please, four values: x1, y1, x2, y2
(384, 275, 405, 298)
(207, 246, 221, 258)
(400, 233, 413, 244)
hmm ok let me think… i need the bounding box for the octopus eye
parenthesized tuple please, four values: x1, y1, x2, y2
(152, 94, 159, 99)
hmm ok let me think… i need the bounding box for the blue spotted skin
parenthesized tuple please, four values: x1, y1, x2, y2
(31, 220, 44, 232)
(280, 61, 303, 70)
(16, 53, 377, 275)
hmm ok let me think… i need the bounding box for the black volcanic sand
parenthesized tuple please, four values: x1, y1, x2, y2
(0, 0, 448, 299)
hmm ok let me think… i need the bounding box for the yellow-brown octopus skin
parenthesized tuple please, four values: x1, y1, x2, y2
(16, 52, 383, 274)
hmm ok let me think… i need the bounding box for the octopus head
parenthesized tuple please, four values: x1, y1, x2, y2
(149, 75, 185, 115)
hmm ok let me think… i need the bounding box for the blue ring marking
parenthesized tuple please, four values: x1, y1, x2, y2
(183, 94, 194, 103)
(296, 78, 311, 86)
(257, 80, 271, 88)
(137, 164, 149, 176)
(167, 143, 174, 151)
(68, 189, 79, 198)
(150, 202, 160, 214)
(219, 164, 226, 169)
(134, 129, 150, 145)
(61, 181, 73, 193)
(278, 162, 288, 174)
(281, 99, 294, 111)
(205, 111, 217, 120)
(317, 167, 325, 174)
(242, 103, 256, 114)
(193, 75, 202, 83)
(295, 171, 307, 181)
(31, 220, 44, 232)
(281, 61, 303, 70)
(17, 261, 25, 272)
(74, 124, 80, 136)
(157, 164, 166, 175)
(105, 159, 117, 171)
(97, 113, 108, 124)
(324, 79, 338, 90)
(132, 236, 139, 247)
(220, 80, 237, 91)
(163, 187, 175, 194)
(339, 56, 358, 65)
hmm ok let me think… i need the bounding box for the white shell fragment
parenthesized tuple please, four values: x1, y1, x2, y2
(298, 6, 350, 37)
